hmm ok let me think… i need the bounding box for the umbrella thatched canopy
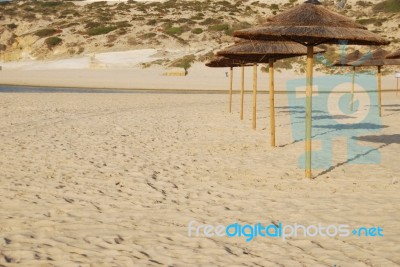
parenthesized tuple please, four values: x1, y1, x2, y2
(233, 0, 389, 179)
(217, 40, 324, 145)
(217, 40, 320, 62)
(332, 50, 363, 67)
(206, 57, 252, 114)
(234, 1, 389, 46)
(348, 48, 391, 67)
(350, 58, 400, 67)
(347, 48, 400, 116)
(386, 49, 400, 59)
(205, 56, 251, 68)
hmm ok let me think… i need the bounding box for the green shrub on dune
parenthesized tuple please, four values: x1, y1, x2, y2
(170, 55, 196, 71)
(45, 36, 62, 48)
(165, 27, 184, 36)
(87, 26, 118, 36)
(192, 28, 203, 34)
(374, 0, 400, 12)
(35, 28, 57, 37)
(40, 2, 62, 8)
(208, 23, 229, 32)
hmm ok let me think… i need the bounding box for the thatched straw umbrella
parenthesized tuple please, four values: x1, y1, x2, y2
(387, 49, 400, 95)
(206, 57, 251, 113)
(386, 49, 400, 59)
(217, 40, 324, 146)
(347, 48, 400, 117)
(233, 0, 389, 179)
(332, 50, 364, 111)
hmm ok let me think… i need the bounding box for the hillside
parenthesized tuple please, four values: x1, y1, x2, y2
(1, 0, 400, 72)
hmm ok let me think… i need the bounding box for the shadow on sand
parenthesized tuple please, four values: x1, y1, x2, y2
(315, 134, 400, 178)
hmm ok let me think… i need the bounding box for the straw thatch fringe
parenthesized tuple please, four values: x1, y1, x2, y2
(332, 50, 363, 66)
(205, 56, 252, 68)
(217, 41, 324, 63)
(347, 48, 400, 66)
(348, 58, 400, 67)
(386, 49, 400, 59)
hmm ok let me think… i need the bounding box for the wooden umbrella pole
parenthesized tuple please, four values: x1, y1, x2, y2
(252, 64, 257, 130)
(305, 46, 314, 179)
(351, 66, 356, 111)
(241, 65, 245, 120)
(397, 77, 399, 96)
(378, 66, 382, 117)
(229, 67, 233, 113)
(269, 59, 276, 147)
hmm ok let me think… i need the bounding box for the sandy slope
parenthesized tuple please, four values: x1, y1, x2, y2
(0, 92, 399, 266)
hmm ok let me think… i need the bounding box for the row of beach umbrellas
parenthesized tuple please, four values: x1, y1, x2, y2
(206, 41, 324, 147)
(334, 48, 400, 116)
(206, 0, 391, 179)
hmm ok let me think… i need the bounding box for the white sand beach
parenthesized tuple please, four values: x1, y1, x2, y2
(0, 91, 399, 266)
(1, 64, 400, 92)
